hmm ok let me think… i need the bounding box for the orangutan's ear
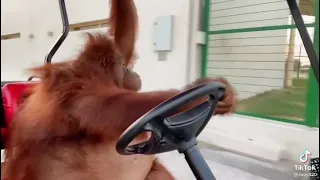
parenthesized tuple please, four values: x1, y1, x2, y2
(124, 69, 141, 91)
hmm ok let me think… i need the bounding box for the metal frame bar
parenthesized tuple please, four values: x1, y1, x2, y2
(44, 0, 70, 64)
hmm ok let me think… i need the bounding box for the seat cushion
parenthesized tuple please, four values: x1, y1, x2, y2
(1, 82, 36, 138)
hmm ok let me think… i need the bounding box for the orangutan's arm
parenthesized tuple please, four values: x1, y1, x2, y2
(69, 89, 181, 138)
(70, 77, 235, 138)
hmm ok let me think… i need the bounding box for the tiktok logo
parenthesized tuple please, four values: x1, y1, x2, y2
(299, 149, 312, 163)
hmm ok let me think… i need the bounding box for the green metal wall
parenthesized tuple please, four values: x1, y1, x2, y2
(202, 0, 319, 127)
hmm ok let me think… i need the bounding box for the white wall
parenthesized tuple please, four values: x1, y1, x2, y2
(207, 31, 288, 99)
(1, 0, 195, 91)
(133, 0, 193, 90)
(209, 0, 290, 31)
(207, 0, 292, 100)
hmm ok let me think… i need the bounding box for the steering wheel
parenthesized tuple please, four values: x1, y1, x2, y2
(116, 82, 226, 180)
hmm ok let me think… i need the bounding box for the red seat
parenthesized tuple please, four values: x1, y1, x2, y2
(1, 82, 36, 141)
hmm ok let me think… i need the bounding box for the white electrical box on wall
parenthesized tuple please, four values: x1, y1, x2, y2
(153, 15, 174, 51)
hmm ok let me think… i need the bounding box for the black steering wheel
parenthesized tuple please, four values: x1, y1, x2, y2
(116, 82, 226, 180)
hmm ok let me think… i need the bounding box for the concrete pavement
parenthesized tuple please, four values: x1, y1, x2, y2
(159, 149, 270, 180)
(159, 147, 298, 180)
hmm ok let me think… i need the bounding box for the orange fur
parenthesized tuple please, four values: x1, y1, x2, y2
(4, 1, 236, 179)
(108, 0, 138, 65)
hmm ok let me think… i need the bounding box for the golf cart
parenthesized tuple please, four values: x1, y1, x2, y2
(1, 0, 319, 179)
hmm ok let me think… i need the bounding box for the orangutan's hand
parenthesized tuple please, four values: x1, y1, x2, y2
(194, 77, 237, 115)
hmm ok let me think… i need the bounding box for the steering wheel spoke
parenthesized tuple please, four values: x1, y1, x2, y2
(163, 101, 213, 141)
